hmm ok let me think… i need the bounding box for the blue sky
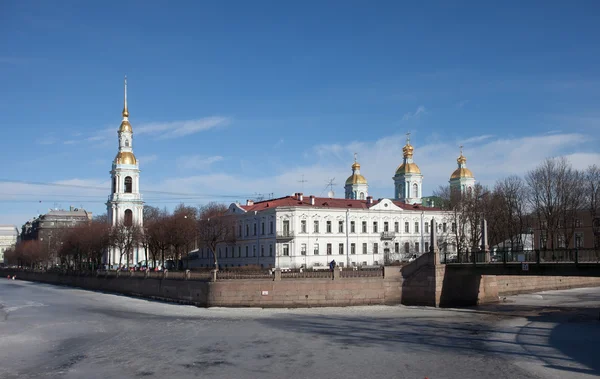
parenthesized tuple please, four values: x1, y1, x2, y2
(1, 1, 599, 226)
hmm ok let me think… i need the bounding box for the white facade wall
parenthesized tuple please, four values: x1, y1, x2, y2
(193, 199, 458, 269)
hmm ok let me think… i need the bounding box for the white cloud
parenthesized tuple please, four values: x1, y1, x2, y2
(137, 154, 158, 164)
(177, 155, 224, 170)
(35, 136, 57, 145)
(401, 106, 427, 121)
(137, 117, 230, 139)
(461, 135, 494, 144)
(63, 140, 76, 145)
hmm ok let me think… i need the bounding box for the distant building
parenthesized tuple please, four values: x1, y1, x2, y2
(0, 225, 19, 265)
(21, 207, 93, 243)
(533, 211, 599, 250)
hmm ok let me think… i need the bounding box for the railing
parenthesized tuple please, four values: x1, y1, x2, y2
(340, 268, 383, 278)
(276, 230, 295, 240)
(282, 270, 333, 279)
(380, 231, 396, 240)
(445, 248, 600, 265)
(216, 270, 273, 280)
(146, 271, 163, 279)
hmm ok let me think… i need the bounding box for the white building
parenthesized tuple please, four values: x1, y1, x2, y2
(0, 225, 19, 265)
(193, 139, 474, 269)
(105, 77, 144, 267)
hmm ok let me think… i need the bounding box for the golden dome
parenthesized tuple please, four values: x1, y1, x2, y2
(402, 143, 414, 158)
(352, 161, 360, 170)
(119, 120, 132, 133)
(395, 162, 421, 175)
(457, 154, 467, 164)
(451, 167, 474, 179)
(114, 151, 137, 165)
(346, 174, 367, 185)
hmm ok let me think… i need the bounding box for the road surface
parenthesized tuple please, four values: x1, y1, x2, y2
(0, 279, 599, 379)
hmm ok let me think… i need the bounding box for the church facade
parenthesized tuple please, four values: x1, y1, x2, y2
(193, 137, 478, 269)
(105, 78, 144, 267)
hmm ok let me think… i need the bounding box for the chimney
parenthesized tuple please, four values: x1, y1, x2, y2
(366, 196, 373, 205)
(246, 199, 254, 206)
(309, 195, 315, 205)
(298, 193, 304, 201)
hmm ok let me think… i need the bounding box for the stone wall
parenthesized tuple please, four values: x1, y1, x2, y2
(495, 275, 600, 296)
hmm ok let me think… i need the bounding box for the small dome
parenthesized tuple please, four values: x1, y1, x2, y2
(395, 162, 421, 175)
(451, 167, 474, 179)
(119, 120, 132, 133)
(402, 143, 414, 158)
(114, 151, 137, 165)
(346, 174, 368, 185)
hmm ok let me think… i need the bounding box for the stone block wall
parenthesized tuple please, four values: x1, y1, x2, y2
(495, 275, 600, 296)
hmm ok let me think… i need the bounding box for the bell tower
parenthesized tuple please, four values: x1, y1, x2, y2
(106, 76, 144, 267)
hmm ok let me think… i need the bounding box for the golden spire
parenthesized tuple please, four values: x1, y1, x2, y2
(402, 131, 414, 158)
(352, 152, 360, 170)
(122, 75, 129, 118)
(457, 145, 467, 164)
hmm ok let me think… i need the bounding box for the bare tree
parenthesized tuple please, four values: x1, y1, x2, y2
(491, 176, 531, 250)
(168, 204, 198, 270)
(197, 202, 236, 270)
(110, 221, 142, 269)
(433, 185, 469, 254)
(584, 165, 600, 248)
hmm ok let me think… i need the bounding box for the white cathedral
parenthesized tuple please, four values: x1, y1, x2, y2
(105, 78, 144, 267)
(193, 135, 478, 269)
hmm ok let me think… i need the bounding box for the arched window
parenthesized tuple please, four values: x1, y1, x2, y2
(359, 192, 365, 200)
(112, 177, 116, 194)
(124, 209, 133, 227)
(125, 139, 130, 147)
(412, 183, 418, 198)
(124, 176, 132, 193)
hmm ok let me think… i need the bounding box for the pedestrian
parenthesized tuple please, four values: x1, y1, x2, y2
(329, 259, 336, 280)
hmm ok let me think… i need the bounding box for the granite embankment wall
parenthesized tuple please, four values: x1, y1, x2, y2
(0, 269, 403, 308)
(495, 275, 600, 296)
(4, 262, 600, 308)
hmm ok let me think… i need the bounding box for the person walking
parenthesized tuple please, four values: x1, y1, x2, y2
(329, 259, 336, 280)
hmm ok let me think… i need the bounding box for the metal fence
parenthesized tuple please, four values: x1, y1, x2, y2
(281, 270, 333, 279)
(340, 268, 384, 278)
(216, 271, 273, 280)
(445, 248, 600, 265)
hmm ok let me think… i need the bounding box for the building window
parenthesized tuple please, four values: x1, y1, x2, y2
(451, 222, 456, 233)
(557, 235, 566, 248)
(261, 222, 265, 235)
(301, 244, 307, 256)
(124, 209, 133, 226)
(404, 242, 410, 254)
(218, 248, 222, 258)
(261, 245, 264, 257)
(253, 245, 257, 257)
(415, 222, 419, 233)
(238, 224, 242, 237)
(112, 177, 116, 194)
(395, 242, 399, 253)
(339, 243, 344, 255)
(253, 223, 257, 236)
(575, 219, 582, 228)
(383, 222, 389, 232)
(326, 221, 332, 233)
(225, 247, 228, 258)
(238, 246, 241, 258)
(351, 221, 355, 233)
(124, 176, 132, 193)
(362, 221, 367, 233)
(301, 220, 307, 233)
(245, 246, 249, 257)
(269, 244, 273, 257)
(412, 183, 418, 198)
(443, 223, 447, 233)
(405, 222, 409, 233)
(373, 222, 378, 233)
(314, 243, 319, 255)
(394, 222, 399, 233)
(283, 244, 289, 256)
(246, 225, 249, 237)
(425, 222, 429, 233)
(270, 221, 274, 234)
(314, 220, 319, 233)
(415, 242, 420, 253)
(373, 243, 378, 254)
(425, 242, 429, 252)
(338, 221, 344, 233)
(350, 243, 355, 255)
(575, 233, 584, 248)
(327, 243, 332, 255)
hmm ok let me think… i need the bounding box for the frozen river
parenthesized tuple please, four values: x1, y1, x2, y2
(0, 279, 599, 379)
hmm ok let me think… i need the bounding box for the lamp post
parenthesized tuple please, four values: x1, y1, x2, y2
(254, 211, 260, 266)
